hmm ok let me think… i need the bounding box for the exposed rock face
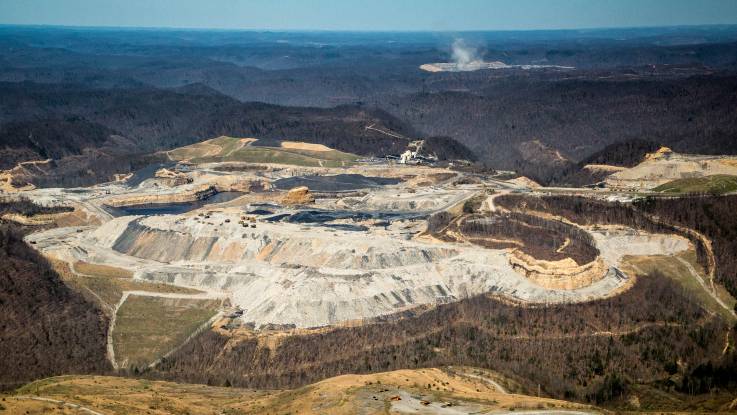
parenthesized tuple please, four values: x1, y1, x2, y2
(508, 251, 607, 290)
(105, 185, 218, 207)
(336, 187, 474, 212)
(281, 186, 314, 205)
(582, 164, 627, 174)
(644, 146, 674, 161)
(1, 212, 56, 225)
(154, 168, 192, 186)
(507, 176, 542, 189)
(104, 174, 263, 208)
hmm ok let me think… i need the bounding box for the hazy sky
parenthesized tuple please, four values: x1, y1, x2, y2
(1, 0, 736, 31)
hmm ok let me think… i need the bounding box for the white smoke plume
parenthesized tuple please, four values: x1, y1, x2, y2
(451, 38, 482, 70)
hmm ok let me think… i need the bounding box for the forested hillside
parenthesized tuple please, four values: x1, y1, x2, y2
(0, 209, 110, 390)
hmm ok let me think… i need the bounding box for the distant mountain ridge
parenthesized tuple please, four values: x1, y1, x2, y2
(0, 82, 474, 187)
(2, 26, 737, 187)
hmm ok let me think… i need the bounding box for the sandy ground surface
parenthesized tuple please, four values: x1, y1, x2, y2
(279, 140, 333, 151)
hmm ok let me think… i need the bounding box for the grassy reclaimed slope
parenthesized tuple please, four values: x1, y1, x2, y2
(217, 146, 357, 167)
(208, 135, 247, 154)
(75, 261, 133, 279)
(620, 250, 736, 322)
(10, 375, 270, 415)
(169, 136, 359, 167)
(50, 259, 203, 315)
(69, 275, 204, 313)
(167, 136, 242, 160)
(653, 174, 737, 195)
(113, 296, 220, 369)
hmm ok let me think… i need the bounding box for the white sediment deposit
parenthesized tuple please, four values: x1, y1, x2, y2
(28, 208, 691, 328)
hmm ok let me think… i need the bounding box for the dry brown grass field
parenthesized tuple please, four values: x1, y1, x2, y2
(3, 367, 595, 415)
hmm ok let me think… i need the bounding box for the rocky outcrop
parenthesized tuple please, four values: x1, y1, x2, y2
(1, 212, 56, 225)
(104, 174, 265, 208)
(644, 146, 674, 161)
(154, 168, 192, 186)
(507, 176, 542, 189)
(281, 186, 314, 205)
(508, 250, 607, 290)
(104, 185, 219, 207)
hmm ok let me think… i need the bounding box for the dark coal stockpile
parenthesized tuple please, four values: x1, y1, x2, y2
(248, 209, 275, 215)
(263, 209, 421, 232)
(273, 174, 402, 192)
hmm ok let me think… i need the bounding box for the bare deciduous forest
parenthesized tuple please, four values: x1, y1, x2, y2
(0, 222, 110, 390)
(147, 274, 734, 405)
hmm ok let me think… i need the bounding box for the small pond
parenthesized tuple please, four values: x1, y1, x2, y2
(105, 192, 244, 216)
